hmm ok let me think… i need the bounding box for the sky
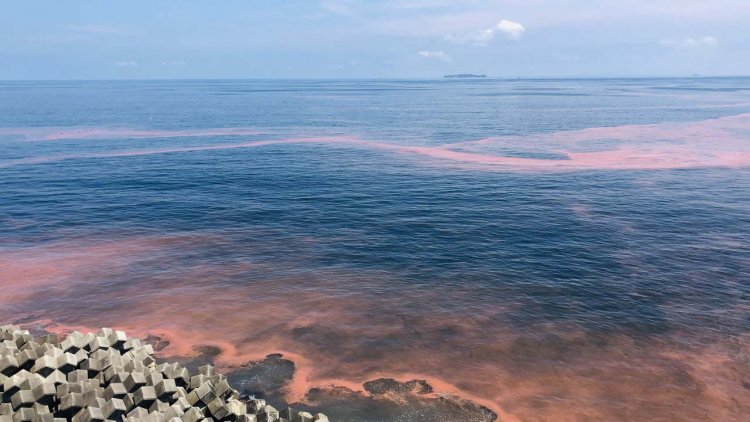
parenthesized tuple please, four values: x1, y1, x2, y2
(1, 0, 749, 79)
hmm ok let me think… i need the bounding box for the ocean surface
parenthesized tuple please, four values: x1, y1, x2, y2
(2, 78, 750, 421)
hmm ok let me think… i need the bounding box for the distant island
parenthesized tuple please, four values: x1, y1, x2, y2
(444, 74, 487, 79)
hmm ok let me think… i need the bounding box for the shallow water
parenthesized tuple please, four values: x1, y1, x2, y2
(2, 78, 750, 421)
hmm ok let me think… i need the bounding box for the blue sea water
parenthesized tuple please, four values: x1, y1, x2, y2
(1, 78, 750, 421)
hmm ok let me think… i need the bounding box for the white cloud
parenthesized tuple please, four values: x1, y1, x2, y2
(114, 61, 137, 67)
(417, 50, 451, 61)
(497, 19, 525, 40)
(445, 18, 525, 46)
(660, 36, 718, 49)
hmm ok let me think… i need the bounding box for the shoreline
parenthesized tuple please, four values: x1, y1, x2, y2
(12, 321, 502, 422)
(0, 325, 328, 422)
(1, 325, 329, 422)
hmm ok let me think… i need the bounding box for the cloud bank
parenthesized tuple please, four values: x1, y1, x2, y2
(417, 50, 451, 61)
(446, 19, 525, 46)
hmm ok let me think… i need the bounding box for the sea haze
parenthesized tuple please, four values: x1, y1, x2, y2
(1, 78, 750, 421)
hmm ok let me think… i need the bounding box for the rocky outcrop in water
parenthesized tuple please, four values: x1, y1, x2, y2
(0, 325, 327, 422)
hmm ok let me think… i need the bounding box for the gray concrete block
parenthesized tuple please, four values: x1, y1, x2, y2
(236, 415, 257, 422)
(0, 402, 12, 415)
(123, 373, 146, 394)
(30, 356, 57, 378)
(106, 332, 127, 350)
(95, 329, 113, 340)
(246, 399, 266, 414)
(208, 373, 227, 384)
(15, 351, 38, 372)
(13, 334, 33, 350)
(58, 393, 83, 418)
(0, 356, 19, 377)
(88, 350, 116, 363)
(144, 373, 163, 387)
(79, 358, 108, 378)
(30, 412, 54, 422)
(181, 407, 204, 422)
(37, 346, 61, 360)
(55, 353, 78, 375)
(127, 352, 154, 368)
(122, 393, 135, 411)
(295, 412, 314, 422)
(227, 400, 247, 417)
(207, 398, 230, 420)
(102, 398, 127, 420)
(101, 365, 124, 384)
(125, 407, 148, 419)
(171, 396, 190, 411)
(141, 413, 165, 422)
(170, 387, 187, 400)
(207, 397, 231, 420)
(122, 361, 145, 375)
(60, 333, 86, 354)
(137, 345, 153, 356)
(188, 375, 209, 390)
(108, 372, 130, 385)
(163, 404, 184, 420)
(73, 350, 89, 364)
(3, 373, 27, 401)
(18, 374, 45, 392)
(42, 370, 65, 387)
(82, 388, 103, 407)
(0, 343, 18, 357)
(87, 337, 109, 354)
(214, 378, 237, 400)
(185, 383, 215, 408)
(312, 414, 328, 422)
(120, 340, 141, 354)
(127, 407, 148, 418)
(37, 335, 58, 347)
(31, 382, 56, 406)
(164, 367, 190, 387)
(279, 409, 298, 421)
(10, 390, 35, 411)
(132, 386, 156, 409)
(196, 366, 215, 378)
(66, 370, 89, 384)
(154, 379, 176, 400)
(103, 383, 127, 401)
(152, 363, 170, 375)
(89, 397, 107, 410)
(71, 407, 104, 422)
(12, 407, 35, 422)
(56, 383, 81, 397)
(257, 405, 279, 422)
(147, 400, 169, 414)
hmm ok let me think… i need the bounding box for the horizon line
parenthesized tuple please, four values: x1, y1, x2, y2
(1, 75, 750, 82)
